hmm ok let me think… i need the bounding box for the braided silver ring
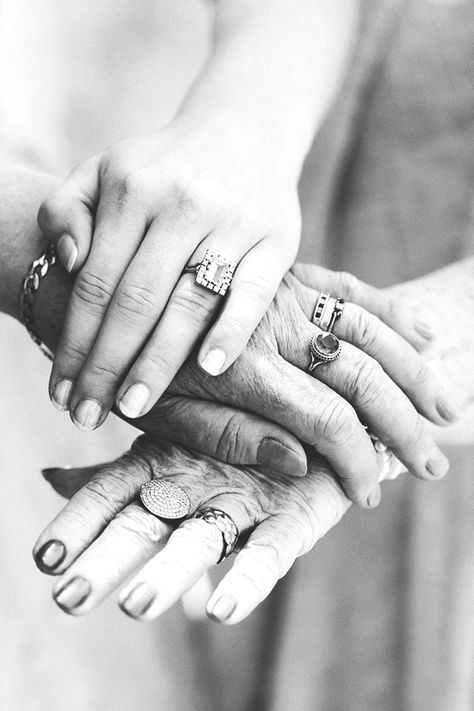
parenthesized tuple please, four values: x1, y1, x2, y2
(194, 508, 239, 563)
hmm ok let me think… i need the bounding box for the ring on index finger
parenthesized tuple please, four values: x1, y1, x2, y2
(183, 248, 236, 296)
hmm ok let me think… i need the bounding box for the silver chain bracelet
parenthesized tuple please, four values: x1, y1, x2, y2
(20, 245, 57, 361)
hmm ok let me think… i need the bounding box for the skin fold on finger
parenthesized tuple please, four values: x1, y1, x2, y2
(279, 316, 448, 487)
(66, 229, 206, 427)
(49, 196, 150, 419)
(207, 460, 352, 625)
(47, 445, 267, 616)
(292, 276, 457, 426)
(171, 348, 381, 506)
(198, 236, 294, 376)
(115, 230, 260, 420)
(33, 453, 152, 576)
(290, 262, 430, 351)
(133, 395, 308, 476)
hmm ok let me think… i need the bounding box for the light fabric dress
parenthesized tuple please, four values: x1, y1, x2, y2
(0, 1, 473, 709)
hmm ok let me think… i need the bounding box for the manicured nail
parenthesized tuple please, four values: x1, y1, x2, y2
(207, 594, 237, 623)
(414, 320, 433, 341)
(118, 383, 150, 419)
(56, 234, 78, 273)
(436, 392, 460, 423)
(119, 582, 156, 619)
(257, 438, 307, 477)
(54, 576, 91, 612)
(73, 399, 102, 431)
(34, 540, 66, 572)
(200, 348, 226, 376)
(366, 484, 381, 509)
(51, 379, 73, 411)
(426, 449, 450, 479)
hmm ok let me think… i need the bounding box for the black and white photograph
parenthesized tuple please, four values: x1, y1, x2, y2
(1, 1, 473, 709)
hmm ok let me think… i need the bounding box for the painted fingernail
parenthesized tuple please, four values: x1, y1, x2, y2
(56, 234, 78, 273)
(54, 576, 91, 612)
(207, 595, 237, 623)
(257, 438, 307, 477)
(73, 399, 102, 431)
(200, 348, 226, 376)
(34, 540, 66, 573)
(118, 383, 150, 419)
(366, 484, 382, 509)
(119, 582, 156, 619)
(51, 379, 73, 411)
(414, 320, 433, 341)
(426, 449, 450, 479)
(436, 392, 460, 423)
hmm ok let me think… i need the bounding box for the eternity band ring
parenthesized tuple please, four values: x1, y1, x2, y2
(194, 508, 239, 564)
(183, 248, 237, 296)
(312, 292, 345, 333)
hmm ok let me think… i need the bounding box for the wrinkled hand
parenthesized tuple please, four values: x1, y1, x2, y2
(34, 434, 403, 624)
(125, 267, 452, 508)
(38, 124, 301, 431)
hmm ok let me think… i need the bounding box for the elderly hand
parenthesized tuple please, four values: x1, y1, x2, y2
(121, 267, 452, 508)
(33, 434, 402, 624)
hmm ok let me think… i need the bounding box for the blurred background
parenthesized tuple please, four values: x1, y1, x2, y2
(1, 2, 474, 710)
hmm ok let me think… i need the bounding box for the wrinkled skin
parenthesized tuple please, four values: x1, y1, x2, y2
(34, 258, 474, 624)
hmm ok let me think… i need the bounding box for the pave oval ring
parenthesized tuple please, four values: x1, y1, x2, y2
(308, 332, 342, 372)
(312, 292, 345, 333)
(183, 248, 237, 296)
(194, 508, 239, 563)
(140, 479, 191, 520)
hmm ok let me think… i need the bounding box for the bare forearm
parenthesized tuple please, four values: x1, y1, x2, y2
(176, 0, 358, 177)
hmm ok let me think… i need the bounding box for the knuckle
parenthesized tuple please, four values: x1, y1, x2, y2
(82, 477, 125, 516)
(139, 348, 174, 376)
(114, 505, 166, 548)
(313, 397, 358, 445)
(335, 271, 361, 301)
(74, 270, 114, 309)
(83, 358, 122, 382)
(414, 360, 432, 389)
(38, 197, 61, 229)
(170, 282, 216, 321)
(214, 414, 247, 464)
(59, 338, 89, 365)
(114, 283, 159, 323)
(352, 309, 382, 352)
(345, 358, 385, 408)
(401, 413, 425, 448)
(237, 274, 275, 307)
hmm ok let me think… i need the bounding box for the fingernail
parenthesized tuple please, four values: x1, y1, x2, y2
(41, 466, 70, 482)
(54, 576, 91, 611)
(51, 379, 73, 411)
(426, 449, 450, 479)
(414, 320, 433, 341)
(200, 348, 226, 376)
(56, 234, 78, 273)
(118, 383, 150, 419)
(207, 594, 237, 623)
(119, 582, 156, 619)
(257, 438, 307, 477)
(366, 484, 381, 509)
(436, 392, 460, 423)
(34, 540, 66, 572)
(73, 399, 102, 431)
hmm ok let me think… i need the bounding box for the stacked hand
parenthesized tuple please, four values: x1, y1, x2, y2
(34, 259, 474, 623)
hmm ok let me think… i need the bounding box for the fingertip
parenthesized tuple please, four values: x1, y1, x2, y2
(56, 234, 79, 273)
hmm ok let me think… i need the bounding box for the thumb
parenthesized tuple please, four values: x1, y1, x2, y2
(37, 154, 101, 273)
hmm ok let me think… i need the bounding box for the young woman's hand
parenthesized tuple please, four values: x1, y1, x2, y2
(38, 123, 301, 431)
